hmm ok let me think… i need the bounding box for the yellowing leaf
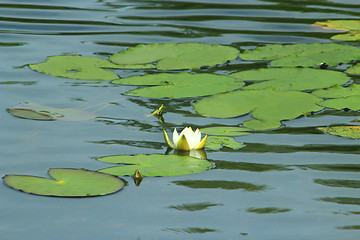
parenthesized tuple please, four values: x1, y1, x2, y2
(317, 126, 360, 139)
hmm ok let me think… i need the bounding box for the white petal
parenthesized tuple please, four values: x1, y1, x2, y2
(173, 128, 180, 146)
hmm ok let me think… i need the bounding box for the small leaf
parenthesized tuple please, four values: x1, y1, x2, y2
(200, 126, 250, 136)
(240, 43, 360, 67)
(112, 72, 244, 99)
(2, 168, 125, 197)
(319, 95, 360, 111)
(347, 63, 360, 75)
(317, 126, 360, 139)
(97, 154, 212, 177)
(206, 136, 244, 150)
(109, 43, 239, 70)
(312, 84, 360, 98)
(230, 68, 350, 91)
(7, 102, 96, 121)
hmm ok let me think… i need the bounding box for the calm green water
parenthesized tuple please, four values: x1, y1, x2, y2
(1, 0, 360, 239)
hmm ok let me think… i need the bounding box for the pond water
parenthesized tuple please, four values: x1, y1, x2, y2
(1, 0, 360, 239)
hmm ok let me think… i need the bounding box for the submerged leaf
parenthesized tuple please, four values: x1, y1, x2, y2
(7, 102, 96, 121)
(314, 20, 360, 41)
(97, 154, 212, 177)
(110, 43, 239, 70)
(240, 43, 360, 67)
(194, 88, 324, 130)
(317, 126, 360, 139)
(113, 73, 244, 98)
(2, 168, 125, 197)
(206, 136, 244, 150)
(29, 55, 153, 81)
(230, 68, 350, 91)
(200, 126, 250, 136)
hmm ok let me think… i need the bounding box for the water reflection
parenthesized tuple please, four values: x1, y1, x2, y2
(172, 180, 267, 191)
(164, 227, 217, 234)
(165, 148, 207, 160)
(247, 207, 291, 214)
(318, 197, 360, 206)
(168, 202, 223, 211)
(314, 179, 360, 188)
(213, 160, 292, 172)
(88, 139, 164, 149)
(295, 164, 360, 172)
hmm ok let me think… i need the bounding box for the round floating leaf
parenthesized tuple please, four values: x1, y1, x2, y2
(2, 168, 125, 197)
(29, 55, 153, 81)
(230, 68, 350, 91)
(194, 88, 324, 130)
(200, 126, 250, 136)
(240, 43, 360, 67)
(317, 126, 360, 139)
(312, 84, 360, 98)
(112, 73, 244, 98)
(314, 20, 360, 41)
(7, 102, 96, 121)
(110, 43, 239, 70)
(347, 63, 360, 75)
(206, 136, 244, 150)
(97, 154, 212, 177)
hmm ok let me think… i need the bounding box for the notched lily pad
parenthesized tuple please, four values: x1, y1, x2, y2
(314, 20, 360, 41)
(29, 55, 153, 81)
(97, 154, 213, 177)
(112, 73, 244, 98)
(230, 68, 350, 91)
(110, 43, 239, 70)
(7, 102, 96, 121)
(2, 168, 125, 197)
(206, 136, 245, 150)
(313, 84, 360, 111)
(195, 88, 324, 130)
(240, 43, 360, 67)
(317, 126, 360, 139)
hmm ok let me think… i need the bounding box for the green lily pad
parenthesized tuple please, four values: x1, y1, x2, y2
(206, 136, 245, 150)
(230, 68, 350, 91)
(112, 73, 245, 98)
(2, 168, 125, 197)
(200, 126, 250, 136)
(240, 43, 360, 67)
(97, 154, 213, 177)
(194, 88, 324, 130)
(317, 126, 360, 139)
(312, 84, 360, 98)
(109, 43, 239, 70)
(312, 84, 360, 111)
(347, 63, 360, 75)
(314, 20, 360, 41)
(29, 55, 153, 81)
(7, 102, 96, 121)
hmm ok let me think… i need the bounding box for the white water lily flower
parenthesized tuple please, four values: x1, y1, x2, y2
(163, 127, 207, 151)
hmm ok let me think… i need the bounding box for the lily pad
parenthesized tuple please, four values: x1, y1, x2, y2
(29, 55, 153, 81)
(230, 68, 350, 91)
(312, 84, 360, 111)
(109, 43, 239, 70)
(314, 20, 360, 41)
(7, 102, 96, 121)
(112, 73, 245, 98)
(200, 126, 250, 136)
(194, 88, 324, 130)
(240, 43, 360, 67)
(317, 126, 360, 139)
(206, 136, 244, 150)
(347, 63, 360, 75)
(2, 168, 125, 197)
(97, 154, 212, 177)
